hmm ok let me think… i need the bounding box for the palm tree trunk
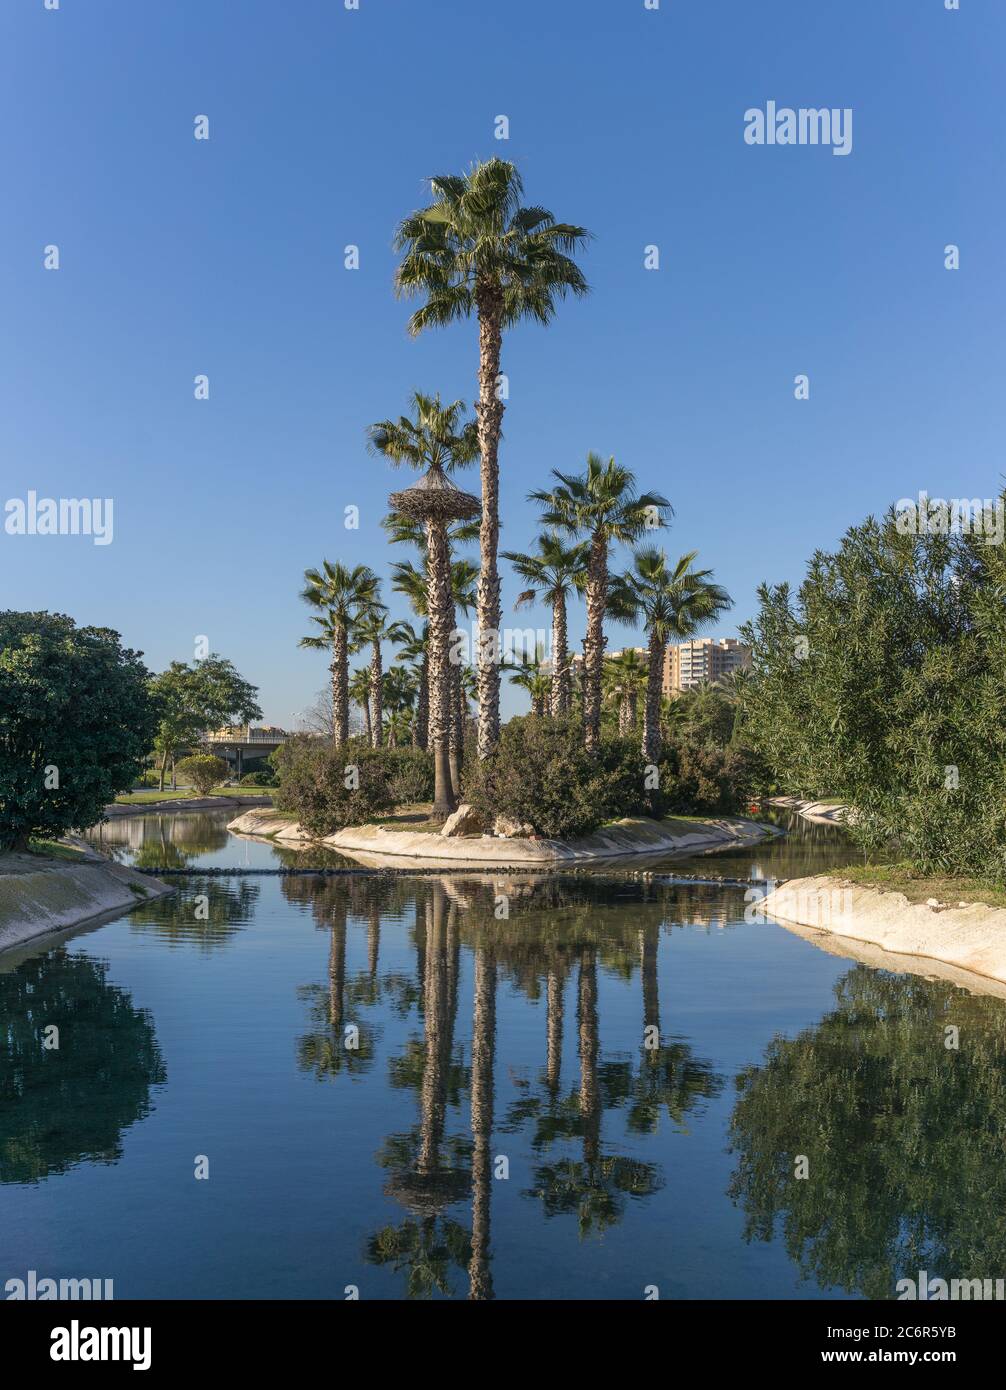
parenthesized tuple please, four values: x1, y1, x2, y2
(546, 966, 563, 1096)
(642, 629, 663, 763)
(332, 627, 349, 747)
(370, 641, 383, 749)
(618, 693, 630, 736)
(474, 290, 504, 760)
(449, 654, 463, 793)
(417, 653, 429, 750)
(361, 693, 373, 745)
(468, 945, 497, 1301)
(426, 519, 457, 818)
(583, 533, 608, 752)
(551, 594, 569, 716)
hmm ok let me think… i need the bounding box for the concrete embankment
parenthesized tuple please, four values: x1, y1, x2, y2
(227, 808, 781, 867)
(761, 874, 1006, 992)
(0, 847, 174, 954)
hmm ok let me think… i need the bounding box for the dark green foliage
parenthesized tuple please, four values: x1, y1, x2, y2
(273, 736, 396, 834)
(462, 716, 656, 839)
(739, 499, 1006, 877)
(0, 611, 158, 849)
(379, 745, 434, 805)
(239, 770, 277, 787)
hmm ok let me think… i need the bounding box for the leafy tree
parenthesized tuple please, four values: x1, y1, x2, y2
(175, 753, 229, 795)
(739, 499, 1006, 876)
(149, 654, 261, 791)
(0, 611, 157, 850)
(395, 158, 591, 759)
(531, 455, 669, 751)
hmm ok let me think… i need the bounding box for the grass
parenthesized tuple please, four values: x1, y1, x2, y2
(114, 787, 276, 805)
(26, 839, 87, 861)
(825, 862, 1006, 911)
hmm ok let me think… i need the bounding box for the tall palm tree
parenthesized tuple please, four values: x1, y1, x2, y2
(299, 561, 379, 746)
(602, 648, 648, 736)
(502, 533, 588, 715)
(531, 454, 669, 752)
(349, 665, 374, 744)
(609, 549, 732, 762)
(394, 158, 591, 761)
(353, 600, 412, 750)
(371, 392, 480, 817)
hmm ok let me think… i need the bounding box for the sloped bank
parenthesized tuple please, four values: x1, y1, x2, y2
(0, 846, 174, 954)
(761, 875, 1006, 990)
(227, 808, 781, 866)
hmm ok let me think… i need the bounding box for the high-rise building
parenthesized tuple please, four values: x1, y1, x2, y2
(662, 637, 751, 697)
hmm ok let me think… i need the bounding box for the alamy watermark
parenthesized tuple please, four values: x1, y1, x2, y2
(895, 491, 1005, 546)
(3, 491, 114, 545)
(744, 101, 853, 157)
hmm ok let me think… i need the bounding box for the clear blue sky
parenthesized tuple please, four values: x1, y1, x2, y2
(2, 0, 1002, 726)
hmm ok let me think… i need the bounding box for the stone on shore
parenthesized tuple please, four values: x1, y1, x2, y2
(440, 804, 486, 838)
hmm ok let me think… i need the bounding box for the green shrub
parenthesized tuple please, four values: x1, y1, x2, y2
(663, 738, 761, 815)
(239, 770, 276, 787)
(379, 745, 434, 804)
(175, 754, 230, 795)
(462, 716, 658, 840)
(273, 735, 395, 835)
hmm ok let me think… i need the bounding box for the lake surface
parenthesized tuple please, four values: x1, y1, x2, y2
(3, 811, 1005, 1301)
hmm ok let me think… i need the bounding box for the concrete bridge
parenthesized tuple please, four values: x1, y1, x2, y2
(204, 725, 288, 778)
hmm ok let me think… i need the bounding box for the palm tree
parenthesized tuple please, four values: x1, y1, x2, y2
(353, 600, 412, 749)
(349, 665, 373, 744)
(393, 620, 429, 749)
(371, 393, 480, 817)
(299, 561, 379, 746)
(383, 667, 419, 749)
(602, 648, 648, 736)
(502, 533, 588, 715)
(609, 549, 731, 762)
(505, 643, 551, 717)
(531, 454, 670, 752)
(394, 158, 591, 761)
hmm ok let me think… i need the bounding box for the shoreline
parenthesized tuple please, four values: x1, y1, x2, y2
(0, 846, 175, 955)
(761, 873, 1006, 992)
(226, 808, 782, 867)
(102, 793, 274, 818)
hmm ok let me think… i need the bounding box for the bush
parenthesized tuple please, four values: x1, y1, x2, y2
(175, 754, 230, 795)
(239, 771, 277, 787)
(663, 738, 761, 815)
(462, 716, 659, 840)
(379, 745, 434, 804)
(273, 735, 395, 835)
(0, 610, 157, 850)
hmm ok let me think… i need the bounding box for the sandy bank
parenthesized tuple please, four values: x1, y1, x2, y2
(761, 874, 1006, 990)
(768, 796, 851, 825)
(0, 849, 173, 954)
(227, 808, 781, 866)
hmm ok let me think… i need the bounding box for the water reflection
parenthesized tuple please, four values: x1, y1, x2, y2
(728, 966, 1006, 1298)
(128, 877, 261, 949)
(0, 949, 165, 1184)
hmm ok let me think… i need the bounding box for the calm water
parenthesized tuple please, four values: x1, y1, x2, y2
(3, 812, 1005, 1300)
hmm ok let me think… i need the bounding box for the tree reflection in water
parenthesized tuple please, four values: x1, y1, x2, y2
(0, 949, 165, 1184)
(728, 966, 1006, 1299)
(281, 874, 725, 1297)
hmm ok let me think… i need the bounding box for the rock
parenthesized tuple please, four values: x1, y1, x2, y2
(440, 803, 486, 838)
(493, 814, 535, 839)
